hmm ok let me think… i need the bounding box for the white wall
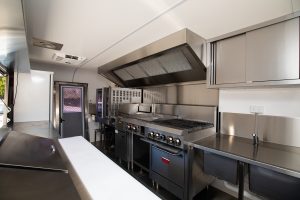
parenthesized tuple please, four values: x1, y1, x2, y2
(14, 70, 52, 122)
(31, 62, 114, 142)
(219, 87, 300, 118)
(31, 62, 114, 103)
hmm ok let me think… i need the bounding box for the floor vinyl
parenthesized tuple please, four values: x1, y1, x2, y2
(92, 141, 236, 200)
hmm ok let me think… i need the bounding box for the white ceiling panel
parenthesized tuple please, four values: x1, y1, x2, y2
(24, 0, 293, 70)
(24, 0, 181, 66)
(85, 0, 292, 69)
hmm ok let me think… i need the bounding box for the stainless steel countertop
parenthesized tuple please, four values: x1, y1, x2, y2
(0, 131, 68, 172)
(186, 134, 300, 178)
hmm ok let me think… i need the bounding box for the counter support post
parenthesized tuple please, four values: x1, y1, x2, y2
(238, 162, 245, 200)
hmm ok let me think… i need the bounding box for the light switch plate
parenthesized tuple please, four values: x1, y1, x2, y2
(250, 105, 264, 114)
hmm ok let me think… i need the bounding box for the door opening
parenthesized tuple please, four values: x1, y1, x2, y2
(55, 82, 88, 139)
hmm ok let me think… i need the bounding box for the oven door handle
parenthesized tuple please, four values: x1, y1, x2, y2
(152, 144, 183, 157)
(161, 157, 170, 165)
(140, 138, 183, 156)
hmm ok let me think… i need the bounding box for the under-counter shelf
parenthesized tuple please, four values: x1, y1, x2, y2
(249, 165, 300, 200)
(203, 151, 239, 185)
(186, 134, 300, 178)
(188, 134, 300, 199)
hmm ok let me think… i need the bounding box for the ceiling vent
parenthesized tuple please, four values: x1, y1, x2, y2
(32, 37, 63, 50)
(52, 52, 86, 65)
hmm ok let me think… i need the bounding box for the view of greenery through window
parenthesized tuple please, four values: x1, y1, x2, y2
(0, 76, 6, 99)
(0, 76, 6, 127)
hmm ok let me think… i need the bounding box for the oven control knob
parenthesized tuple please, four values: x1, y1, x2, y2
(160, 134, 166, 141)
(174, 138, 181, 146)
(148, 132, 154, 139)
(167, 136, 174, 144)
(155, 133, 160, 139)
(132, 126, 137, 132)
(127, 124, 132, 130)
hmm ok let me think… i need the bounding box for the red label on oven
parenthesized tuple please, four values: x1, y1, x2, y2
(161, 157, 170, 165)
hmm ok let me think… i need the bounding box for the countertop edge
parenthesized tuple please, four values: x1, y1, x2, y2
(186, 141, 300, 179)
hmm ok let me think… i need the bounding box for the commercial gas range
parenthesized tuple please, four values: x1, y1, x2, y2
(142, 118, 215, 200)
(114, 113, 175, 170)
(145, 118, 214, 149)
(115, 111, 216, 200)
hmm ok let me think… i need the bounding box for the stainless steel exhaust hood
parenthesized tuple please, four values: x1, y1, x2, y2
(98, 29, 207, 87)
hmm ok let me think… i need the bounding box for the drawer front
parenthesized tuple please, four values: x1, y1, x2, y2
(249, 165, 300, 200)
(151, 145, 184, 187)
(204, 151, 238, 184)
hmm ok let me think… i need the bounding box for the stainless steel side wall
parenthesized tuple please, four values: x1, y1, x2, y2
(118, 103, 139, 115)
(143, 82, 219, 105)
(221, 112, 300, 147)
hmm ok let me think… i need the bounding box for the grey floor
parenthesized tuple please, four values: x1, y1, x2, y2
(93, 141, 236, 200)
(11, 121, 235, 199)
(13, 121, 59, 139)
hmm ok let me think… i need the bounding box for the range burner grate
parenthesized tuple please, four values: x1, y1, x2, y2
(153, 119, 213, 130)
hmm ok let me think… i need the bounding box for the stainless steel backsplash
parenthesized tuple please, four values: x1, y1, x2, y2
(154, 104, 217, 124)
(118, 103, 139, 115)
(221, 112, 300, 147)
(142, 82, 219, 106)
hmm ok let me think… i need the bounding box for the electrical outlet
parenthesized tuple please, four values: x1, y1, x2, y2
(250, 105, 264, 114)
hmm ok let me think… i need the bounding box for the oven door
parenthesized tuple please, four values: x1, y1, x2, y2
(151, 144, 185, 187)
(115, 130, 128, 162)
(133, 134, 149, 170)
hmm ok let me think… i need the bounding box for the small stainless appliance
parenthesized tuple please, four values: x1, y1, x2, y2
(96, 87, 109, 122)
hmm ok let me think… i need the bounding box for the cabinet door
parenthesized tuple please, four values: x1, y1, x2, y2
(215, 34, 246, 84)
(246, 18, 299, 82)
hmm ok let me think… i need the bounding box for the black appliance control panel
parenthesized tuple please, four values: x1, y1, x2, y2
(124, 123, 142, 135)
(144, 127, 183, 148)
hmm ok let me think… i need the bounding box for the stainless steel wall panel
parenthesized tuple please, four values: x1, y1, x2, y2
(177, 84, 219, 105)
(221, 112, 300, 147)
(118, 103, 139, 115)
(154, 104, 216, 124)
(221, 113, 255, 139)
(258, 115, 300, 147)
(176, 105, 216, 124)
(143, 82, 219, 106)
(154, 104, 176, 116)
(215, 34, 246, 84)
(246, 18, 300, 82)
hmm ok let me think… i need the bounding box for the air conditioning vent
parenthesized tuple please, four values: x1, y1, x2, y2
(32, 37, 63, 50)
(52, 52, 86, 65)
